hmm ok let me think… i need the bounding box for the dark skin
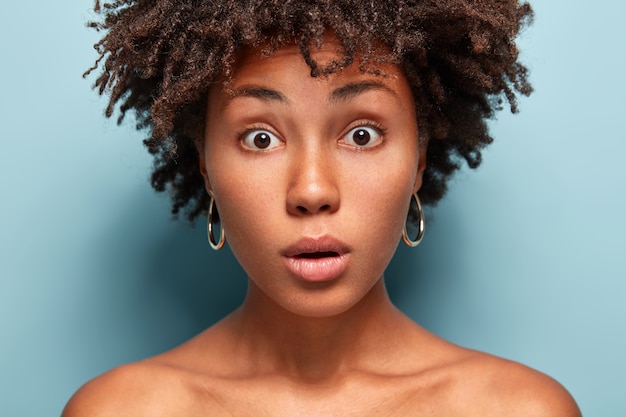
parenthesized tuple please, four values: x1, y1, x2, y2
(63, 39, 580, 417)
(86, 0, 534, 221)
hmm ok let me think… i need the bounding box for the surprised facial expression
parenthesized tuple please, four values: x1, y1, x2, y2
(200, 37, 426, 317)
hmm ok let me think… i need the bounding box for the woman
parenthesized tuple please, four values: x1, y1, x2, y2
(64, 0, 580, 415)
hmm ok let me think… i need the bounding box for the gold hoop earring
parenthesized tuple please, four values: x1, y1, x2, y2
(207, 195, 225, 250)
(402, 193, 425, 247)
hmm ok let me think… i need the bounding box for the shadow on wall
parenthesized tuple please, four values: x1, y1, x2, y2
(89, 188, 247, 360)
(386, 205, 466, 331)
(138, 222, 248, 334)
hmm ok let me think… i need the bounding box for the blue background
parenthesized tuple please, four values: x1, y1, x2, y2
(1, 1, 624, 415)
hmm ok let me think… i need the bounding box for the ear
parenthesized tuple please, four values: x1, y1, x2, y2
(195, 140, 212, 194)
(413, 144, 428, 194)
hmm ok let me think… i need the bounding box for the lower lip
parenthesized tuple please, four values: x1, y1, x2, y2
(283, 254, 350, 283)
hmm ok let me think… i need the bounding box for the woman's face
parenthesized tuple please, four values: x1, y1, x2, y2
(200, 37, 426, 317)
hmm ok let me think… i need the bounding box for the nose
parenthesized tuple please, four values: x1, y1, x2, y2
(286, 147, 340, 216)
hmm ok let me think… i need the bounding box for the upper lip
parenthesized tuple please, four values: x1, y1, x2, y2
(281, 236, 351, 258)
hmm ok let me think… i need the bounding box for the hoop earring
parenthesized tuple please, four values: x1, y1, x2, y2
(402, 193, 425, 247)
(207, 195, 225, 250)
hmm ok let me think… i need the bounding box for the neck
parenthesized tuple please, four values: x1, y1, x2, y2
(229, 278, 408, 381)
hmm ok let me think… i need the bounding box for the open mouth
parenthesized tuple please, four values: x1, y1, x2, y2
(284, 252, 349, 282)
(296, 251, 339, 259)
(282, 237, 350, 282)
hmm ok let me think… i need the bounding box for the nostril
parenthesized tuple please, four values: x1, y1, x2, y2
(295, 204, 331, 214)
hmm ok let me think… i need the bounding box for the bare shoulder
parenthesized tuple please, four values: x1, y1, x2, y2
(451, 351, 581, 417)
(61, 359, 226, 417)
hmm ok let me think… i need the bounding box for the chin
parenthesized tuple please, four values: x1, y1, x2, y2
(292, 304, 353, 319)
(277, 286, 376, 319)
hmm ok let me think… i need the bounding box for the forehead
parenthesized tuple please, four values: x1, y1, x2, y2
(217, 36, 411, 103)
(234, 36, 349, 73)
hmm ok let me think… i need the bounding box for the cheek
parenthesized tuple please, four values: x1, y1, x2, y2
(347, 160, 416, 238)
(207, 158, 281, 245)
(377, 180, 413, 240)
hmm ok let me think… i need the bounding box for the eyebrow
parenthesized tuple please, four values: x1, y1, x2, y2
(329, 81, 397, 103)
(223, 80, 396, 109)
(223, 86, 288, 110)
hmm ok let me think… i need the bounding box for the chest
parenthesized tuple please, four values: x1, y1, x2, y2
(194, 375, 457, 417)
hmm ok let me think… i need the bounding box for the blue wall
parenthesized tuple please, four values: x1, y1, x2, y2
(1, 1, 624, 415)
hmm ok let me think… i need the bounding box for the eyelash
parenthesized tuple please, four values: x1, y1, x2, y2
(349, 120, 386, 134)
(236, 125, 282, 150)
(235, 120, 387, 150)
(342, 121, 387, 148)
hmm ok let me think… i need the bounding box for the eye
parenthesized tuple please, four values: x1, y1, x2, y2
(241, 129, 281, 150)
(343, 125, 384, 148)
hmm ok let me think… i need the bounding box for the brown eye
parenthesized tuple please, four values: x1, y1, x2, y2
(353, 129, 371, 146)
(254, 133, 271, 149)
(343, 125, 383, 148)
(242, 129, 281, 150)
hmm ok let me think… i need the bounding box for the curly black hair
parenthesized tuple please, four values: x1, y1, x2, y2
(86, 0, 533, 221)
